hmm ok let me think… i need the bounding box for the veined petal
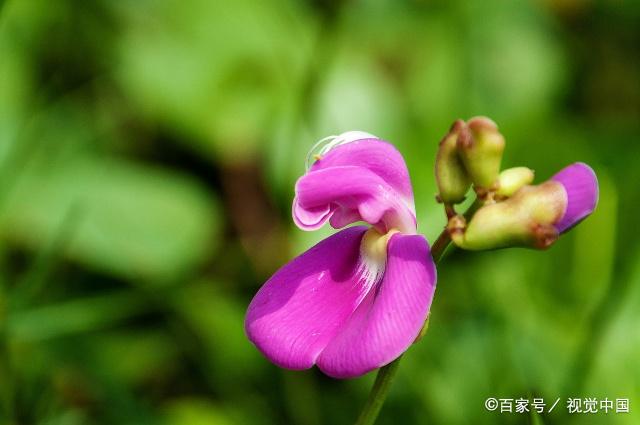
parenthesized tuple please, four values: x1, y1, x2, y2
(294, 138, 416, 234)
(316, 233, 437, 378)
(551, 162, 599, 233)
(245, 226, 369, 370)
(294, 166, 416, 234)
(309, 138, 415, 203)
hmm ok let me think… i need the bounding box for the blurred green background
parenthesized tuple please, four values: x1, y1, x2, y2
(0, 0, 638, 424)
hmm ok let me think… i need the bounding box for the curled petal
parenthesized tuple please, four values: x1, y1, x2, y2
(245, 227, 369, 370)
(551, 162, 599, 233)
(317, 233, 437, 378)
(294, 138, 416, 233)
(294, 166, 416, 234)
(291, 202, 331, 230)
(309, 138, 415, 202)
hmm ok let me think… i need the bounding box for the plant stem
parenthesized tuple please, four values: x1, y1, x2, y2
(353, 355, 402, 425)
(354, 227, 453, 425)
(430, 229, 452, 264)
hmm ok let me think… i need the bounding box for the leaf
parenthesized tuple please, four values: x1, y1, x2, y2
(0, 152, 220, 282)
(7, 290, 149, 341)
(114, 0, 313, 161)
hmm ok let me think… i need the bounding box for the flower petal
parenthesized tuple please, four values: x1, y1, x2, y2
(245, 226, 369, 370)
(316, 233, 437, 378)
(551, 162, 599, 233)
(294, 166, 416, 234)
(309, 138, 415, 203)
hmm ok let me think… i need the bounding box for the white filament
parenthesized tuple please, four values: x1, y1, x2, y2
(305, 130, 378, 170)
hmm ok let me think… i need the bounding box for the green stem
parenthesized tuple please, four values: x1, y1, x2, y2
(353, 355, 402, 425)
(354, 228, 453, 425)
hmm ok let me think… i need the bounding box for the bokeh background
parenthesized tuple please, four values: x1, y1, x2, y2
(0, 0, 638, 424)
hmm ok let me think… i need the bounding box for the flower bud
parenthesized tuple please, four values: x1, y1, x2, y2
(449, 181, 566, 250)
(496, 167, 535, 198)
(435, 120, 471, 205)
(457, 116, 505, 193)
(551, 162, 599, 233)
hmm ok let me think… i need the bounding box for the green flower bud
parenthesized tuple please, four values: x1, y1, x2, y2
(457, 116, 505, 193)
(496, 167, 535, 198)
(448, 181, 566, 250)
(435, 120, 472, 205)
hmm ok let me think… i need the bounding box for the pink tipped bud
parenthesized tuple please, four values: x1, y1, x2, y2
(449, 162, 598, 250)
(449, 181, 566, 250)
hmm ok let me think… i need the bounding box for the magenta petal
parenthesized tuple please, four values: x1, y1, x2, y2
(551, 162, 599, 233)
(294, 166, 417, 234)
(292, 200, 331, 231)
(309, 139, 415, 202)
(316, 233, 437, 378)
(245, 226, 369, 370)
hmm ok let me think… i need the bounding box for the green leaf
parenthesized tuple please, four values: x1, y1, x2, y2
(0, 153, 220, 282)
(114, 0, 313, 161)
(7, 290, 149, 341)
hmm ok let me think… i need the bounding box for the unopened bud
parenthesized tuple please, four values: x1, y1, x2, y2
(551, 162, 599, 233)
(435, 120, 471, 205)
(457, 116, 505, 192)
(449, 181, 566, 250)
(496, 167, 535, 198)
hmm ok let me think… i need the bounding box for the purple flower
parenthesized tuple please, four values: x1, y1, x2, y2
(245, 132, 437, 378)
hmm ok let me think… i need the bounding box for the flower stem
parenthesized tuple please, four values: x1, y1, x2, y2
(354, 355, 402, 425)
(430, 229, 452, 264)
(354, 222, 457, 425)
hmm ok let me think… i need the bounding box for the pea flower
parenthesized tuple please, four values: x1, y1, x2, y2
(245, 132, 436, 378)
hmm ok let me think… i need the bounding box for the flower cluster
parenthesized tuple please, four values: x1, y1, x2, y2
(436, 117, 599, 250)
